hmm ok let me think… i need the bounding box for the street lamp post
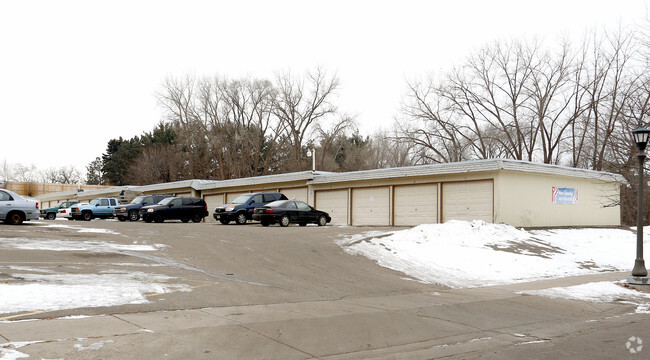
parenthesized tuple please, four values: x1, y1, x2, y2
(630, 128, 650, 283)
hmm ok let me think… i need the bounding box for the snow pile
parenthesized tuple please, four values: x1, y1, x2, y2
(338, 220, 640, 288)
(0, 271, 190, 313)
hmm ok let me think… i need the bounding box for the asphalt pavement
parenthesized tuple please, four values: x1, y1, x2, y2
(0, 220, 648, 359)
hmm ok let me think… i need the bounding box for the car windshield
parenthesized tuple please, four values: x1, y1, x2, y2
(131, 196, 145, 204)
(158, 197, 175, 205)
(89, 199, 99, 205)
(231, 194, 252, 204)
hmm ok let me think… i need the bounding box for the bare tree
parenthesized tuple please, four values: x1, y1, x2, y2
(273, 68, 340, 171)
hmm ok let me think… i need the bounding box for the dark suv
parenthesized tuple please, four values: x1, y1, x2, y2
(114, 194, 172, 221)
(141, 197, 208, 223)
(213, 192, 288, 225)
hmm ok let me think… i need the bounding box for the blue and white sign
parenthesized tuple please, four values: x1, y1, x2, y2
(552, 187, 578, 204)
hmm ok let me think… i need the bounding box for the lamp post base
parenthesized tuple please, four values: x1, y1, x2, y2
(632, 259, 648, 277)
(627, 275, 650, 285)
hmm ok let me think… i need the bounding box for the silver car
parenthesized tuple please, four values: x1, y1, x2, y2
(0, 189, 40, 225)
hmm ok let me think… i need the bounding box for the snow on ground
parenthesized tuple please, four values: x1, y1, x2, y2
(337, 220, 642, 288)
(0, 272, 190, 313)
(518, 282, 650, 314)
(0, 237, 166, 252)
(0, 232, 179, 316)
(338, 220, 650, 311)
(32, 221, 121, 235)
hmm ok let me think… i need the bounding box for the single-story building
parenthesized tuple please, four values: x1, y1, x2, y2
(37, 159, 624, 227)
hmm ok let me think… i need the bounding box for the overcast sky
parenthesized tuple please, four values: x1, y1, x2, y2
(1, 0, 647, 174)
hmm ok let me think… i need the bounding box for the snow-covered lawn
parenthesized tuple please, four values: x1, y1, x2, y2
(338, 220, 650, 312)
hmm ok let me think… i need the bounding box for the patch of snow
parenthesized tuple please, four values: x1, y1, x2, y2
(519, 281, 650, 314)
(74, 340, 114, 352)
(0, 272, 190, 313)
(0, 238, 164, 252)
(0, 341, 43, 360)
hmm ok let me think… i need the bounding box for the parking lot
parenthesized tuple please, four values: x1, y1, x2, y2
(0, 220, 648, 359)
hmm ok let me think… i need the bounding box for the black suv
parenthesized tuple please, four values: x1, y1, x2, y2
(114, 194, 172, 221)
(213, 192, 288, 225)
(141, 197, 208, 223)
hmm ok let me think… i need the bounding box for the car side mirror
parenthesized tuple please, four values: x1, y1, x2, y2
(143, 202, 148, 205)
(95, 204, 99, 207)
(249, 201, 254, 205)
(168, 204, 174, 207)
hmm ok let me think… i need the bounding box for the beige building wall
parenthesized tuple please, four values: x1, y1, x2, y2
(494, 171, 621, 227)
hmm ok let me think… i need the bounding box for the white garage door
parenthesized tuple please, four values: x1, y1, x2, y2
(442, 180, 493, 223)
(352, 187, 390, 226)
(280, 187, 309, 202)
(394, 184, 437, 226)
(315, 189, 348, 225)
(202, 194, 224, 222)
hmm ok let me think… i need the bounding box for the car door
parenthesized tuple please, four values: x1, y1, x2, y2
(0, 190, 14, 219)
(247, 194, 264, 216)
(285, 201, 299, 221)
(168, 198, 183, 219)
(296, 201, 317, 223)
(94, 199, 108, 216)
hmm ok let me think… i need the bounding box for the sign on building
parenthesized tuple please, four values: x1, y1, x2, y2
(552, 187, 578, 204)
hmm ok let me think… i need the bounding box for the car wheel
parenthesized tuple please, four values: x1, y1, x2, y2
(191, 214, 202, 223)
(279, 215, 290, 227)
(299, 222, 307, 227)
(219, 219, 230, 225)
(128, 210, 140, 221)
(154, 215, 164, 223)
(46, 213, 56, 220)
(318, 215, 327, 226)
(261, 220, 270, 227)
(6, 212, 23, 225)
(181, 217, 190, 223)
(235, 212, 247, 225)
(82, 212, 92, 221)
(118, 216, 127, 222)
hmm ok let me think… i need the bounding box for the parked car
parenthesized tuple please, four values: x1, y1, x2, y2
(114, 194, 171, 221)
(70, 198, 120, 221)
(141, 197, 208, 223)
(252, 200, 331, 227)
(213, 192, 288, 225)
(40, 201, 79, 220)
(0, 189, 40, 225)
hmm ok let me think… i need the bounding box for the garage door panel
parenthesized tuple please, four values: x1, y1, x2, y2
(203, 194, 224, 222)
(280, 187, 308, 202)
(442, 181, 493, 222)
(352, 187, 390, 226)
(315, 189, 348, 225)
(394, 184, 437, 226)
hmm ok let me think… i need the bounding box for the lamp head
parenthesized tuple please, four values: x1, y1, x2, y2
(633, 128, 650, 151)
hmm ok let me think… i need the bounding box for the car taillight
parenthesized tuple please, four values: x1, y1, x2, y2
(265, 209, 273, 214)
(59, 209, 66, 213)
